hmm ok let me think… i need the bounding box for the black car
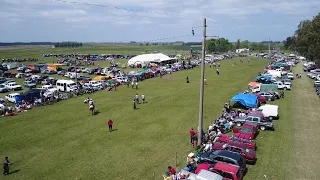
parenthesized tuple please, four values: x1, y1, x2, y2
(200, 150, 247, 171)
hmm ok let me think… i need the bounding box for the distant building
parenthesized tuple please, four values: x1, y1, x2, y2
(236, 48, 250, 53)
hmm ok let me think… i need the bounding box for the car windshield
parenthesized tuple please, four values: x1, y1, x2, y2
(241, 128, 252, 134)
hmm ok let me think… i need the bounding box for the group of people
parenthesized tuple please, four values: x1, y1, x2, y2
(133, 93, 146, 110)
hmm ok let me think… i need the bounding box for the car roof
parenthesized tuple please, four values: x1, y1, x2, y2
(214, 162, 239, 174)
(212, 150, 241, 160)
(8, 93, 20, 96)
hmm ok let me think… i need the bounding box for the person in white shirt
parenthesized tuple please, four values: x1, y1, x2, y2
(135, 94, 139, 104)
(141, 94, 145, 104)
(135, 82, 138, 89)
(204, 78, 207, 85)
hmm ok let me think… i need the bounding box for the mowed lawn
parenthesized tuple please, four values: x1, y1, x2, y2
(0, 58, 269, 180)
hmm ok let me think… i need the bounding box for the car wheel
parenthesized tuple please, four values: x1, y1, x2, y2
(237, 122, 242, 127)
(268, 98, 271, 101)
(260, 126, 266, 131)
(269, 116, 273, 120)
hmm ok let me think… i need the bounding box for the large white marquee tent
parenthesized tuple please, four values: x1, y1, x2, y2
(127, 53, 175, 65)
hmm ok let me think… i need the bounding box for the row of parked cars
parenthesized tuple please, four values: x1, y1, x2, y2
(180, 61, 292, 180)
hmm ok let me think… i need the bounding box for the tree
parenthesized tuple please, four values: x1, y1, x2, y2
(250, 42, 258, 50)
(236, 39, 241, 49)
(292, 14, 320, 64)
(284, 36, 294, 49)
(206, 38, 233, 52)
(240, 40, 249, 48)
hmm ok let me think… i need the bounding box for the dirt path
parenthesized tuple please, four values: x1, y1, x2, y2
(292, 63, 320, 179)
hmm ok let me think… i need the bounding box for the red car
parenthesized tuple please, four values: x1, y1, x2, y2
(234, 123, 257, 140)
(196, 162, 244, 180)
(212, 142, 257, 164)
(217, 134, 256, 150)
(254, 94, 266, 103)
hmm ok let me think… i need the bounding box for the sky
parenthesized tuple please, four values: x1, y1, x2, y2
(0, 0, 319, 42)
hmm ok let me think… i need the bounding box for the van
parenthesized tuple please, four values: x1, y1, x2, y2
(56, 80, 77, 92)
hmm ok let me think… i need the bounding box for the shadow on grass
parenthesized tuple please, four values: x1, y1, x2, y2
(93, 110, 100, 115)
(9, 170, 21, 175)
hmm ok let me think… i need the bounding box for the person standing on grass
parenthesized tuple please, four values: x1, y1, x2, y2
(204, 78, 207, 85)
(133, 99, 137, 110)
(189, 128, 197, 144)
(135, 94, 139, 104)
(3, 157, 10, 175)
(216, 68, 220, 75)
(141, 93, 145, 104)
(108, 119, 113, 132)
(186, 76, 190, 83)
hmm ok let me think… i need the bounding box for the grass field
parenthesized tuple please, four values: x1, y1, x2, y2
(1, 44, 318, 180)
(0, 56, 272, 180)
(0, 45, 193, 63)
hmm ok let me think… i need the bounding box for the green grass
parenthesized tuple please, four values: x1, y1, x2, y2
(0, 45, 192, 62)
(0, 57, 270, 180)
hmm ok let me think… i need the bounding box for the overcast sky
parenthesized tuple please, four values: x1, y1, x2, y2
(0, 0, 319, 42)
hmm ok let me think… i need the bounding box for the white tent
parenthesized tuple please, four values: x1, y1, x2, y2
(127, 53, 174, 65)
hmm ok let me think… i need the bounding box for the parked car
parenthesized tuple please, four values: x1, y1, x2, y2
(287, 73, 294, 80)
(5, 93, 20, 103)
(253, 94, 266, 103)
(217, 134, 256, 150)
(257, 104, 279, 120)
(0, 84, 9, 93)
(6, 82, 22, 91)
(195, 162, 244, 180)
(314, 81, 320, 87)
(23, 81, 37, 88)
(199, 150, 247, 171)
(234, 123, 258, 140)
(211, 142, 257, 164)
(259, 92, 276, 101)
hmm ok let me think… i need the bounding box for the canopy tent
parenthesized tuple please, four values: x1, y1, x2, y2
(230, 93, 258, 108)
(260, 84, 278, 92)
(127, 53, 175, 65)
(248, 82, 260, 87)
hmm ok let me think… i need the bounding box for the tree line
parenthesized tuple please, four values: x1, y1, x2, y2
(54, 42, 83, 48)
(205, 38, 282, 53)
(283, 13, 320, 64)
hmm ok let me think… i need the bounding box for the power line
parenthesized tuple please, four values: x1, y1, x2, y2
(52, 0, 202, 20)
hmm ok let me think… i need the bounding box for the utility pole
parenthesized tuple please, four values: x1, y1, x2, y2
(268, 37, 271, 55)
(198, 18, 206, 146)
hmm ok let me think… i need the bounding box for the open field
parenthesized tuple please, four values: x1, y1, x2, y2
(291, 64, 320, 180)
(0, 45, 193, 62)
(1, 57, 272, 180)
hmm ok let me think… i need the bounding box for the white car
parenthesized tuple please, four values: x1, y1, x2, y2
(5, 93, 20, 103)
(6, 82, 22, 91)
(287, 73, 294, 80)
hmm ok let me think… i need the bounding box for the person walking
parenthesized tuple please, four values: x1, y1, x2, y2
(186, 76, 190, 83)
(135, 94, 139, 104)
(141, 93, 145, 104)
(133, 99, 137, 110)
(216, 68, 220, 75)
(3, 157, 10, 175)
(204, 78, 207, 85)
(108, 119, 113, 132)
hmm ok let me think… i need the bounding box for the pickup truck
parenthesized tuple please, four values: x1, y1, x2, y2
(274, 81, 291, 90)
(233, 113, 274, 131)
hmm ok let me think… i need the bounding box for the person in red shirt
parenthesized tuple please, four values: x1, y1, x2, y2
(108, 119, 113, 132)
(190, 128, 197, 144)
(168, 166, 176, 175)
